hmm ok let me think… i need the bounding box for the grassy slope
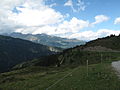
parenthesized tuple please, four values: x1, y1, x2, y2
(0, 35, 120, 90)
(0, 62, 120, 90)
(50, 63, 120, 90)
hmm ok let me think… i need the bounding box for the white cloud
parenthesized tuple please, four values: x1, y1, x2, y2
(92, 15, 109, 25)
(0, 0, 25, 9)
(114, 17, 120, 24)
(57, 17, 89, 33)
(68, 29, 120, 40)
(16, 17, 89, 35)
(10, 7, 63, 27)
(0, 0, 64, 33)
(77, 0, 86, 11)
(64, 0, 73, 6)
(0, 0, 32, 32)
(0, 0, 89, 36)
(64, 0, 86, 12)
(49, 3, 57, 7)
(0, 0, 120, 41)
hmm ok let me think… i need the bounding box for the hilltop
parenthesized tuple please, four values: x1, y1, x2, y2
(76, 34, 120, 51)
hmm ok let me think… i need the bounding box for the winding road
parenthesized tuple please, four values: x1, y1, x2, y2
(112, 61, 120, 77)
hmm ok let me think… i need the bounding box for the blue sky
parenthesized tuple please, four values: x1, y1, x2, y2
(0, 0, 120, 40)
(52, 0, 120, 29)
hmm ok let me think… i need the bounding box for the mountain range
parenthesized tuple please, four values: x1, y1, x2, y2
(0, 32, 85, 72)
(0, 35, 58, 72)
(1, 34, 120, 73)
(3, 33, 86, 49)
(0, 34, 120, 90)
(13, 34, 120, 70)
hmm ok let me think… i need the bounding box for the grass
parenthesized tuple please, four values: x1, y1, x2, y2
(0, 63, 120, 90)
(49, 63, 120, 90)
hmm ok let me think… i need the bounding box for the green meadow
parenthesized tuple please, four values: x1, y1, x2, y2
(0, 62, 120, 90)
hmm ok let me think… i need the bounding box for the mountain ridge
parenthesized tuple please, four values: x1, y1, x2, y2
(3, 32, 86, 49)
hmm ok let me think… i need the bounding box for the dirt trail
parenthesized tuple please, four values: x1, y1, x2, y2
(112, 61, 120, 77)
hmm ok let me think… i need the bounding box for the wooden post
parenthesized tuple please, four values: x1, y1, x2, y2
(87, 60, 88, 76)
(101, 54, 103, 64)
(109, 53, 111, 62)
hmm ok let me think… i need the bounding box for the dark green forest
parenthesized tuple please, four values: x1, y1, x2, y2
(0, 35, 55, 72)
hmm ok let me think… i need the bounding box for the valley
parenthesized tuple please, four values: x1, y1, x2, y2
(0, 35, 120, 90)
(0, 0, 120, 89)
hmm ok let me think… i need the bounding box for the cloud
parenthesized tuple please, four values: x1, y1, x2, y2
(92, 15, 109, 25)
(68, 29, 120, 40)
(16, 17, 90, 35)
(64, 0, 86, 12)
(10, 7, 64, 27)
(1, 0, 89, 35)
(0, 0, 64, 33)
(57, 17, 89, 33)
(114, 17, 120, 24)
(0, 0, 30, 33)
(49, 3, 57, 7)
(0, 0, 119, 41)
(77, 0, 86, 11)
(64, 0, 73, 6)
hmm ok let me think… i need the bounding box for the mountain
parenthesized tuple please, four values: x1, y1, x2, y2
(3, 33, 86, 49)
(13, 34, 120, 70)
(1, 35, 120, 90)
(0, 35, 57, 72)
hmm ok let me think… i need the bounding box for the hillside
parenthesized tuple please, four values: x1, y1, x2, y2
(78, 34, 120, 51)
(0, 35, 120, 90)
(3, 33, 86, 49)
(13, 35, 120, 69)
(1, 63, 119, 90)
(0, 35, 56, 72)
(55, 35, 120, 66)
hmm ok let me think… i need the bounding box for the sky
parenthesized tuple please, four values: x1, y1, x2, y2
(0, 0, 120, 40)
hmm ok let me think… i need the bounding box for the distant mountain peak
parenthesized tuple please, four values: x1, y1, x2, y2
(3, 32, 86, 49)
